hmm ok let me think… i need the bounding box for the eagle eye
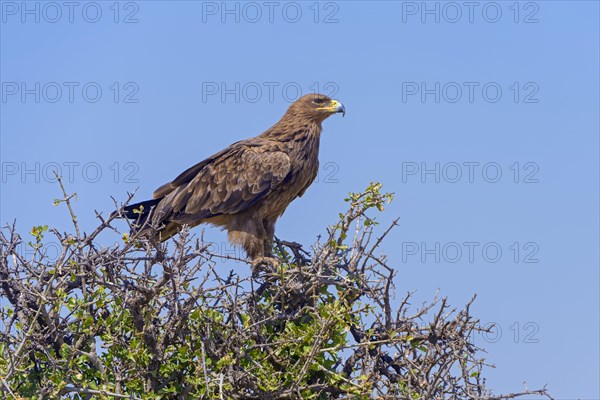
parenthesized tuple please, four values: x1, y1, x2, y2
(313, 98, 326, 104)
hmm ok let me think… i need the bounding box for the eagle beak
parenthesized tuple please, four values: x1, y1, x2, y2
(331, 99, 346, 117)
(316, 99, 346, 117)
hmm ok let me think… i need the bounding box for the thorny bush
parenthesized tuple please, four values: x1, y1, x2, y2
(0, 181, 552, 399)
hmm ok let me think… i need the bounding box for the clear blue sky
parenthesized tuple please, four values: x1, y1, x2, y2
(1, 1, 598, 398)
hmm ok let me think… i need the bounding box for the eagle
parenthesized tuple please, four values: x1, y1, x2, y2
(122, 93, 345, 260)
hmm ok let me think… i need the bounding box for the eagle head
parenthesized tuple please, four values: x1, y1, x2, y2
(288, 93, 346, 122)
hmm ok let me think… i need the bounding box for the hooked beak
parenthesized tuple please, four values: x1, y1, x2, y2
(332, 99, 346, 117)
(318, 99, 346, 117)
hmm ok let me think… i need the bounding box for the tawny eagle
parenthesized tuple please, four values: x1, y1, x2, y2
(123, 93, 345, 259)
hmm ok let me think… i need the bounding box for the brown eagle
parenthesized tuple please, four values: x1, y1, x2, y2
(123, 93, 345, 259)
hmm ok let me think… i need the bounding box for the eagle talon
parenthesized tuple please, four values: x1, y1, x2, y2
(251, 256, 281, 276)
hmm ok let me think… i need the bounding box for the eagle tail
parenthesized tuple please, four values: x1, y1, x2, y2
(122, 198, 161, 221)
(122, 199, 181, 242)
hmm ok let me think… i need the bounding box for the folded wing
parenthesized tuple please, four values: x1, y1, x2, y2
(152, 142, 291, 226)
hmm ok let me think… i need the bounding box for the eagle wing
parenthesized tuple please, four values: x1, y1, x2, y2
(152, 140, 291, 224)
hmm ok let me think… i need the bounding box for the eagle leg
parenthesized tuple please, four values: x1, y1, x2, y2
(263, 241, 273, 258)
(227, 228, 264, 259)
(262, 218, 277, 257)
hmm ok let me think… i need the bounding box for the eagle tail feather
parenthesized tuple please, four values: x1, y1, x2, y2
(123, 199, 161, 220)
